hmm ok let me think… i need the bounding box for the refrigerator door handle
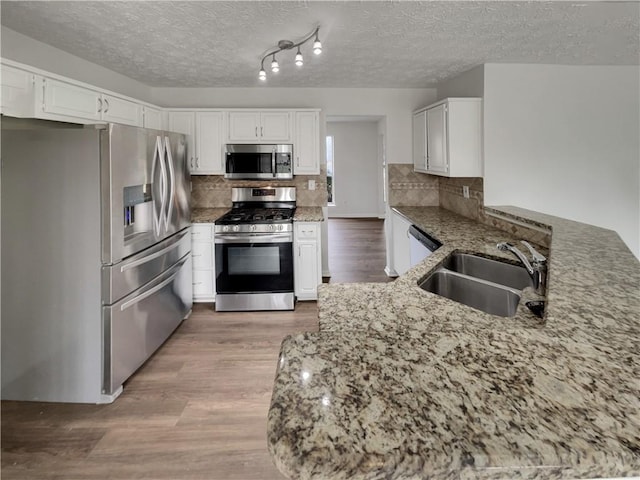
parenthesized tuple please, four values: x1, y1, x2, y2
(120, 229, 189, 272)
(120, 255, 188, 311)
(163, 136, 175, 234)
(151, 136, 167, 237)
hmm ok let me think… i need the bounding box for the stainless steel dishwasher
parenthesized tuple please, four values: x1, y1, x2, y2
(408, 225, 442, 267)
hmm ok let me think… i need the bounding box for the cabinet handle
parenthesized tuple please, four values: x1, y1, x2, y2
(97, 98, 103, 113)
(406, 230, 410, 239)
(297, 156, 300, 167)
(261, 126, 264, 137)
(104, 98, 110, 113)
(255, 126, 258, 137)
(190, 157, 194, 169)
(196, 157, 200, 168)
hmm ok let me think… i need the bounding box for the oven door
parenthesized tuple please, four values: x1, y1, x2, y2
(215, 232, 293, 294)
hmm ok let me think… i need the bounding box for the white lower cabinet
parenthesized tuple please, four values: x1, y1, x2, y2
(191, 224, 216, 302)
(294, 222, 322, 301)
(391, 211, 412, 276)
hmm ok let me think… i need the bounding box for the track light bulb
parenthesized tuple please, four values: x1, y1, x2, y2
(259, 69, 266, 80)
(271, 55, 279, 73)
(313, 34, 322, 55)
(295, 48, 303, 66)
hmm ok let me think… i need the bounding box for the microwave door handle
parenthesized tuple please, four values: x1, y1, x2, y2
(271, 148, 276, 178)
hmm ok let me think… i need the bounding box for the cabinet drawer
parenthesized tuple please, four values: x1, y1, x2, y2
(191, 224, 212, 242)
(296, 223, 318, 239)
(192, 270, 214, 296)
(192, 242, 213, 269)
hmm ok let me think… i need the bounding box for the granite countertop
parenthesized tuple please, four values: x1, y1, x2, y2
(267, 206, 640, 480)
(191, 207, 229, 223)
(294, 207, 324, 222)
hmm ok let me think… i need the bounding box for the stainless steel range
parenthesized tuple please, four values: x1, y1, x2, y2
(214, 187, 296, 311)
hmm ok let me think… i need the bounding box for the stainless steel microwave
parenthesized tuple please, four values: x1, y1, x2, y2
(224, 144, 293, 180)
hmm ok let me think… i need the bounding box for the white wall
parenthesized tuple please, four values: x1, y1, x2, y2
(437, 64, 485, 100)
(327, 121, 380, 217)
(151, 87, 435, 166)
(1, 27, 153, 103)
(483, 64, 640, 257)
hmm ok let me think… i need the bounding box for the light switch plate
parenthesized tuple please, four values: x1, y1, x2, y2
(463, 186, 470, 198)
(308, 179, 316, 190)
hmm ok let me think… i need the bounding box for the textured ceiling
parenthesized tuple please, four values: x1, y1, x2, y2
(1, 1, 638, 88)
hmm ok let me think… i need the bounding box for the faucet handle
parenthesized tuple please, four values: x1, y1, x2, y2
(521, 240, 546, 263)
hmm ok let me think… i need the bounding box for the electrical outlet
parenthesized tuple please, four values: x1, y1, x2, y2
(308, 179, 316, 190)
(463, 186, 470, 199)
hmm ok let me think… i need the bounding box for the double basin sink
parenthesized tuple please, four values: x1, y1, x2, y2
(419, 252, 534, 317)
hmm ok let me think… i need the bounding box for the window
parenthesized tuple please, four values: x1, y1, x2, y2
(326, 136, 335, 205)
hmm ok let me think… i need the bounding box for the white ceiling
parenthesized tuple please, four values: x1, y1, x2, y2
(1, 1, 638, 88)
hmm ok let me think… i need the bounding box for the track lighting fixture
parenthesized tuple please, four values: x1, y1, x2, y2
(258, 26, 321, 81)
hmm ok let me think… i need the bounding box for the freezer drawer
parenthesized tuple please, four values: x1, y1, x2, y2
(102, 228, 191, 304)
(102, 253, 192, 395)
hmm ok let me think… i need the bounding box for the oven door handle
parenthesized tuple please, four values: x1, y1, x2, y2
(215, 233, 292, 244)
(271, 148, 277, 178)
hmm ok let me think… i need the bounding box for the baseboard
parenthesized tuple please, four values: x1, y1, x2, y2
(384, 266, 398, 277)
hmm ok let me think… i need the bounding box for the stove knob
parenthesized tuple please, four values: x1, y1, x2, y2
(269, 224, 274, 231)
(233, 225, 240, 232)
(250, 225, 257, 232)
(223, 225, 229, 232)
(277, 224, 283, 231)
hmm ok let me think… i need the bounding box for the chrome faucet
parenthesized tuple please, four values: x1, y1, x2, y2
(497, 240, 547, 295)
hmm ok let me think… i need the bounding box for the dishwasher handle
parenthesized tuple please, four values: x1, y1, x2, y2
(408, 225, 442, 252)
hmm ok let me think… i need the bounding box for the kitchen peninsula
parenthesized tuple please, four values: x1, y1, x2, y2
(267, 206, 640, 480)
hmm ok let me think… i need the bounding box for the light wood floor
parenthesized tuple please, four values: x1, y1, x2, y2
(1, 304, 318, 480)
(327, 218, 394, 284)
(1, 218, 391, 479)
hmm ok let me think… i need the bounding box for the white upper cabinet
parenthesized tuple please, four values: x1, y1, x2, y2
(0, 64, 36, 117)
(39, 78, 143, 126)
(195, 111, 224, 175)
(228, 111, 292, 143)
(41, 77, 102, 121)
(168, 111, 196, 170)
(294, 111, 320, 175)
(101, 93, 143, 126)
(143, 106, 163, 130)
(168, 110, 225, 175)
(412, 109, 428, 173)
(426, 104, 448, 174)
(413, 98, 482, 177)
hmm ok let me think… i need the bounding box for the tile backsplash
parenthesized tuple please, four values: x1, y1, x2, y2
(191, 164, 328, 208)
(389, 166, 550, 246)
(387, 164, 439, 206)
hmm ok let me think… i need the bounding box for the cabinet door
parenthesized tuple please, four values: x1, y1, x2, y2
(101, 94, 143, 127)
(42, 77, 101, 121)
(426, 104, 448, 175)
(294, 111, 320, 175)
(228, 112, 260, 141)
(0, 64, 35, 117)
(168, 112, 196, 171)
(260, 112, 291, 142)
(412, 110, 428, 173)
(195, 111, 224, 174)
(143, 106, 163, 130)
(294, 223, 321, 300)
(392, 212, 412, 276)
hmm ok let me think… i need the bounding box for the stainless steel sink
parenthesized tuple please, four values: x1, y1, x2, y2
(441, 253, 534, 290)
(420, 270, 522, 317)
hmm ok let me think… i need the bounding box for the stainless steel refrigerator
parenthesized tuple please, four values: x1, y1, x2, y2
(1, 119, 193, 403)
